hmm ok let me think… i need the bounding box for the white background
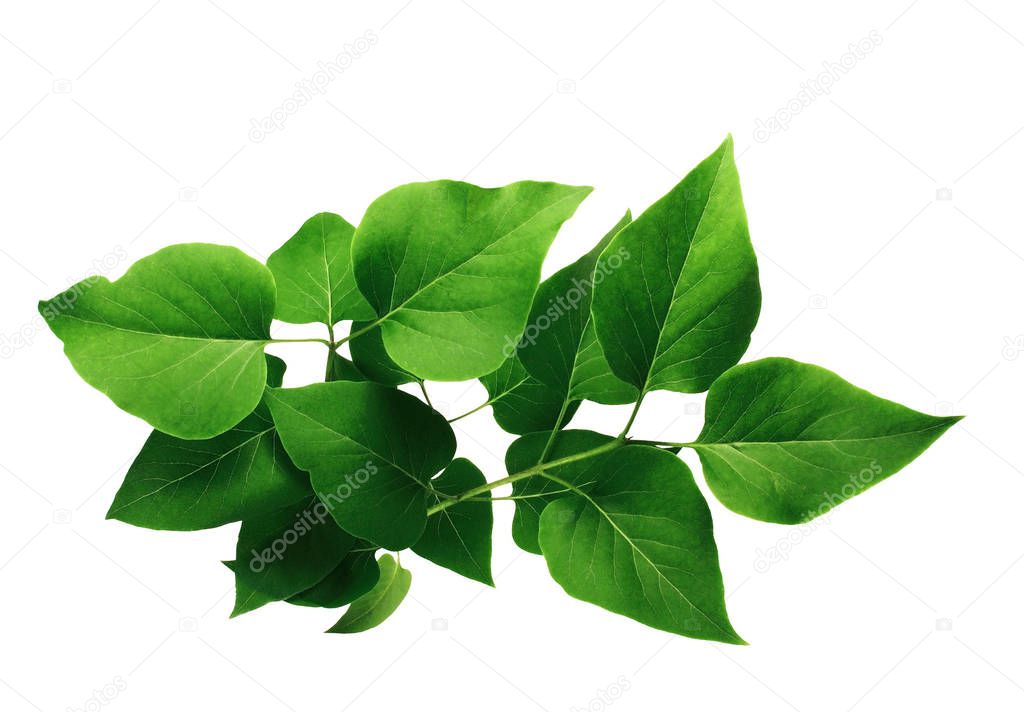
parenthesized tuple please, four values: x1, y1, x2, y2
(1, 1, 1022, 710)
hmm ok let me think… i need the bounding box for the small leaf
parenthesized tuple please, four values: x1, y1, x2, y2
(107, 355, 309, 531)
(539, 445, 744, 644)
(694, 358, 961, 523)
(352, 180, 592, 380)
(505, 429, 615, 554)
(480, 357, 579, 435)
(288, 548, 380, 608)
(327, 554, 411, 634)
(234, 496, 354, 602)
(223, 560, 276, 617)
(413, 459, 493, 585)
(266, 381, 456, 550)
(267, 212, 375, 326)
(325, 350, 367, 383)
(592, 136, 760, 395)
(348, 321, 415, 386)
(39, 243, 275, 439)
(516, 210, 639, 406)
(569, 321, 640, 405)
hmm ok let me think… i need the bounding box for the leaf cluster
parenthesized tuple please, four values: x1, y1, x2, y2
(41, 136, 959, 640)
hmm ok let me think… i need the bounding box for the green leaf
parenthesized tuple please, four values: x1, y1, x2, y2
(569, 320, 640, 405)
(234, 495, 354, 602)
(223, 560, 276, 617)
(267, 212, 375, 326)
(591, 136, 760, 395)
(505, 430, 616, 554)
(348, 321, 415, 386)
(288, 548, 380, 608)
(538, 445, 744, 644)
(39, 243, 275, 439)
(693, 358, 961, 523)
(325, 350, 367, 383)
(413, 459, 493, 585)
(327, 554, 411, 634)
(480, 356, 579, 435)
(351, 180, 592, 381)
(107, 355, 309, 531)
(516, 210, 639, 406)
(265, 381, 456, 550)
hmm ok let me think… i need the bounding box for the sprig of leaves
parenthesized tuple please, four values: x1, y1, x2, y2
(41, 136, 960, 641)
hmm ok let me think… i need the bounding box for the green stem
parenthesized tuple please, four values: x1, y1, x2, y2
(618, 391, 646, 438)
(334, 317, 384, 347)
(447, 399, 492, 423)
(418, 380, 433, 408)
(537, 398, 572, 464)
(269, 337, 333, 347)
(425, 438, 624, 516)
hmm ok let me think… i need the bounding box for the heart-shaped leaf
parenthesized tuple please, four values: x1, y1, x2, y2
(351, 180, 591, 380)
(40, 243, 276, 439)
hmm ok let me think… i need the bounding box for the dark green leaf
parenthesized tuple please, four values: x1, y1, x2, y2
(107, 355, 309, 531)
(538, 446, 744, 644)
(694, 358, 961, 523)
(591, 136, 760, 395)
(267, 212, 375, 326)
(351, 180, 591, 380)
(234, 496, 354, 602)
(288, 548, 380, 608)
(413, 459, 493, 585)
(39, 244, 276, 439)
(348, 321, 415, 386)
(480, 356, 579, 435)
(327, 554, 411, 634)
(223, 560, 276, 617)
(516, 210, 639, 406)
(506, 430, 616, 554)
(265, 381, 456, 549)
(325, 350, 367, 383)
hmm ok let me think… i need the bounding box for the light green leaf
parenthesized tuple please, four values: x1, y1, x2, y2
(516, 210, 639, 406)
(505, 429, 615, 554)
(233, 496, 354, 602)
(39, 243, 275, 439)
(265, 381, 456, 550)
(267, 212, 375, 326)
(538, 445, 744, 644)
(693, 358, 961, 523)
(288, 548, 380, 609)
(107, 355, 309, 531)
(413, 459, 493, 585)
(591, 136, 760, 395)
(327, 554, 411, 634)
(348, 321, 415, 386)
(479, 356, 579, 435)
(352, 180, 592, 381)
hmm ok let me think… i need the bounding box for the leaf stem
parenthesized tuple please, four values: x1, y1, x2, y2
(537, 398, 572, 464)
(425, 438, 624, 516)
(447, 400, 492, 423)
(269, 337, 333, 347)
(334, 317, 384, 347)
(418, 380, 433, 408)
(618, 391, 646, 438)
